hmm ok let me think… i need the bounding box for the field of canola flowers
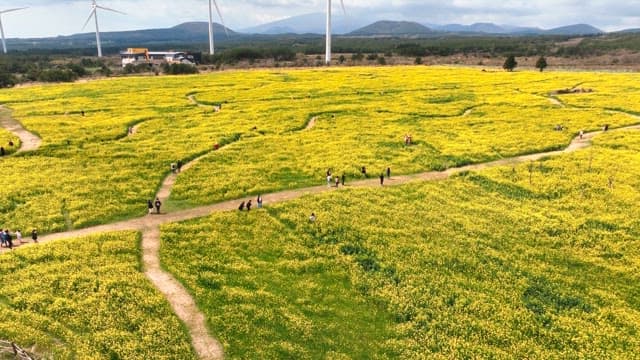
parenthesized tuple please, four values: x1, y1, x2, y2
(0, 232, 197, 359)
(0, 66, 639, 358)
(0, 67, 639, 233)
(161, 131, 640, 359)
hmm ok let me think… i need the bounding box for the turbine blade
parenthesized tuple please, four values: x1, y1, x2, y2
(340, 0, 346, 15)
(82, 9, 96, 30)
(212, 0, 229, 38)
(0, 7, 28, 14)
(95, 5, 126, 15)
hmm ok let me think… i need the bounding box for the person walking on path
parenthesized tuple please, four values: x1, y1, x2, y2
(335, 177, 340, 187)
(361, 166, 367, 178)
(5, 230, 12, 249)
(170, 163, 177, 173)
(387, 167, 391, 179)
(246, 200, 252, 211)
(257, 195, 263, 209)
(31, 229, 38, 243)
(154, 198, 162, 214)
(341, 174, 345, 186)
(579, 130, 584, 140)
(0, 230, 6, 247)
(177, 160, 183, 173)
(309, 213, 316, 222)
(147, 199, 154, 214)
(16, 229, 23, 244)
(327, 174, 332, 187)
(380, 174, 384, 186)
(238, 201, 245, 211)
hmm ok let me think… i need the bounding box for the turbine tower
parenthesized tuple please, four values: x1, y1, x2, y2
(325, 0, 345, 65)
(0, 7, 28, 54)
(207, 0, 227, 55)
(82, 0, 125, 57)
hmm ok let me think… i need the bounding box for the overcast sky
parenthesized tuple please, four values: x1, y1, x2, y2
(0, 0, 638, 38)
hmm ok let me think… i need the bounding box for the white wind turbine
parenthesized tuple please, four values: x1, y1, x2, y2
(0, 7, 28, 54)
(207, 0, 228, 55)
(82, 0, 125, 57)
(325, 0, 346, 65)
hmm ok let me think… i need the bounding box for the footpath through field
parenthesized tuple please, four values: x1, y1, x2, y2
(0, 106, 42, 153)
(2, 102, 640, 360)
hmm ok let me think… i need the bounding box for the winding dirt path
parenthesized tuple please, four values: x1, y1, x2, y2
(0, 106, 42, 153)
(188, 95, 220, 112)
(4, 121, 637, 248)
(142, 226, 224, 360)
(2, 105, 639, 360)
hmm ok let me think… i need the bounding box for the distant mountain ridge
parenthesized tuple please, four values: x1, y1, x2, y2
(350, 21, 433, 36)
(246, 14, 606, 36)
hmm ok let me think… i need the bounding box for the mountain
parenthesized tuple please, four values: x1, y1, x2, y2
(349, 21, 433, 36)
(6, 22, 237, 51)
(545, 24, 603, 35)
(434, 23, 509, 34)
(241, 13, 368, 35)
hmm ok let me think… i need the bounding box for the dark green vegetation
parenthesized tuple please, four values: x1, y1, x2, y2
(3, 30, 640, 87)
(161, 131, 640, 358)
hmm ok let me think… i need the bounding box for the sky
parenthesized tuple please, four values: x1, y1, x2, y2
(0, 0, 638, 38)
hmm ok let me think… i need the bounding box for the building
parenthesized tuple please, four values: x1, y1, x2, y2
(120, 48, 195, 68)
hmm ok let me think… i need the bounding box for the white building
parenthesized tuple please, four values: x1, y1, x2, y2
(120, 48, 195, 67)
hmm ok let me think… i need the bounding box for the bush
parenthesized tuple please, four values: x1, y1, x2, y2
(377, 57, 387, 65)
(123, 63, 152, 74)
(162, 63, 199, 75)
(0, 71, 17, 88)
(37, 68, 78, 82)
(351, 53, 364, 62)
(366, 53, 379, 61)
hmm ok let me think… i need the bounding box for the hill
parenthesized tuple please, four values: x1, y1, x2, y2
(241, 12, 366, 35)
(546, 24, 603, 35)
(349, 21, 433, 36)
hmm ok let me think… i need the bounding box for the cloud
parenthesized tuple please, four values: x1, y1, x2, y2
(0, 0, 638, 37)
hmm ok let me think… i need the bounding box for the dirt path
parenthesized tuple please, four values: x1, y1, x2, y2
(0, 106, 42, 153)
(5, 121, 637, 249)
(156, 152, 213, 205)
(548, 96, 565, 107)
(462, 109, 473, 117)
(305, 116, 317, 130)
(188, 95, 220, 112)
(142, 226, 224, 360)
(2, 111, 639, 360)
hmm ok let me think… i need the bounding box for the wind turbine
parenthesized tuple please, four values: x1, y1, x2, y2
(207, 0, 228, 55)
(0, 7, 28, 54)
(82, 0, 125, 57)
(325, 0, 346, 65)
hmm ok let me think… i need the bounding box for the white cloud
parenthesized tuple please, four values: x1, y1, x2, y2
(0, 0, 638, 37)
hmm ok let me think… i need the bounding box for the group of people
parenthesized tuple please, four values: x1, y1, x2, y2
(404, 134, 413, 146)
(326, 169, 346, 188)
(147, 198, 162, 214)
(238, 195, 263, 211)
(170, 160, 183, 174)
(0, 229, 38, 250)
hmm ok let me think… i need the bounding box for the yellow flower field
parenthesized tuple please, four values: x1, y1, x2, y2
(0, 232, 197, 359)
(161, 130, 640, 358)
(0, 66, 638, 233)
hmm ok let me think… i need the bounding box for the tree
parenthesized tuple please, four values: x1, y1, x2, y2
(535, 56, 548, 72)
(415, 57, 423, 65)
(503, 55, 517, 72)
(338, 55, 346, 64)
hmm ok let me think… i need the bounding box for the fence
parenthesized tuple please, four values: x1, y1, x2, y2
(0, 340, 35, 360)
